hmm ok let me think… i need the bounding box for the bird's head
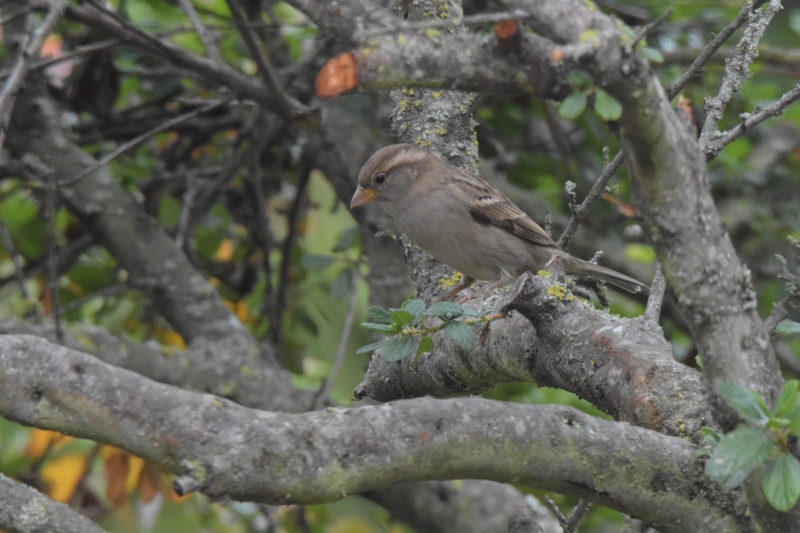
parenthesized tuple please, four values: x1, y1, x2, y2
(350, 144, 434, 209)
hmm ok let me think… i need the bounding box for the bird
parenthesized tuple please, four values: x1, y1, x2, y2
(350, 144, 648, 300)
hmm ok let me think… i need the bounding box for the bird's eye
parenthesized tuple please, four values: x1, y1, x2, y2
(374, 173, 387, 184)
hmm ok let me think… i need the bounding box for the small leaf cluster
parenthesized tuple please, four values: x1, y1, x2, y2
(357, 299, 501, 363)
(702, 380, 800, 512)
(558, 73, 623, 122)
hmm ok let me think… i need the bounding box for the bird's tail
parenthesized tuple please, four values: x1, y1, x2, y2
(560, 255, 649, 294)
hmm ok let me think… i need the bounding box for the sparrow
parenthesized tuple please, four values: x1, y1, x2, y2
(350, 144, 648, 300)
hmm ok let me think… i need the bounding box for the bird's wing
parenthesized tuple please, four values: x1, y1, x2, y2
(450, 170, 558, 248)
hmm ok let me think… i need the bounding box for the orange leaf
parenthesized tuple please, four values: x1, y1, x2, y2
(40, 34, 63, 57)
(602, 193, 638, 217)
(550, 47, 565, 62)
(215, 238, 234, 261)
(316, 53, 359, 99)
(41, 454, 86, 503)
(104, 448, 130, 507)
(139, 464, 160, 503)
(676, 95, 696, 128)
(25, 429, 73, 458)
(155, 328, 186, 350)
(494, 19, 519, 40)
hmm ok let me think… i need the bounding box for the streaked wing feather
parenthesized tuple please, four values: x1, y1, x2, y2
(454, 171, 557, 248)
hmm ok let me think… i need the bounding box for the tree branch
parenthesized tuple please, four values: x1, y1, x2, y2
(0, 473, 107, 533)
(0, 334, 747, 533)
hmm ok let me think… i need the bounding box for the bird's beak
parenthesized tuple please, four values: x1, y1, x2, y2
(350, 186, 376, 209)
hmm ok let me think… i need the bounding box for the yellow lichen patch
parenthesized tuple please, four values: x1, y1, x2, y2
(438, 272, 463, 290)
(584, 0, 596, 10)
(546, 283, 574, 301)
(414, 138, 433, 147)
(414, 100, 423, 107)
(398, 99, 408, 111)
(426, 28, 441, 41)
(580, 30, 599, 45)
(433, 126, 447, 135)
(432, 91, 442, 98)
(398, 33, 407, 45)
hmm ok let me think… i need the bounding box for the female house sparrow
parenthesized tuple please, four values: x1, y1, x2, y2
(350, 144, 648, 299)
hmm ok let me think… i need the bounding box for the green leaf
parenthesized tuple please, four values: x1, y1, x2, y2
(789, 412, 800, 437)
(380, 336, 417, 362)
(424, 301, 465, 318)
(301, 254, 335, 270)
(701, 426, 722, 443)
(445, 320, 475, 352)
(594, 89, 623, 121)
(718, 381, 770, 426)
(389, 309, 416, 328)
(695, 355, 703, 369)
(774, 380, 800, 419)
(413, 335, 434, 364)
(355, 337, 396, 355)
(705, 427, 774, 490)
(0, 193, 39, 226)
(368, 306, 392, 325)
(402, 299, 425, 325)
(763, 453, 800, 512)
(790, 10, 800, 37)
(776, 320, 800, 336)
(559, 93, 587, 120)
(332, 227, 358, 252)
(360, 322, 395, 334)
(639, 46, 664, 63)
(330, 268, 352, 301)
(374, 230, 396, 239)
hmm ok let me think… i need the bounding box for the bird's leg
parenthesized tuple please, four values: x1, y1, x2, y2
(456, 275, 510, 304)
(438, 275, 476, 302)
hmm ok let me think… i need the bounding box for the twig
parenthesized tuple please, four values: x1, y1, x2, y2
(643, 262, 666, 323)
(62, 98, 231, 187)
(565, 500, 593, 533)
(0, 0, 70, 150)
(45, 171, 63, 343)
(271, 170, 311, 344)
(175, 176, 200, 251)
(541, 496, 567, 527)
(630, 8, 673, 52)
(557, 149, 624, 250)
(252, 148, 275, 324)
(541, 495, 592, 533)
(313, 257, 362, 410)
(666, 3, 753, 99)
(0, 6, 37, 27)
(706, 82, 800, 160)
(0, 219, 30, 301)
(225, 0, 304, 120)
(0, 39, 118, 82)
(698, 1, 782, 150)
(354, 9, 533, 38)
(176, 0, 223, 63)
(60, 283, 128, 314)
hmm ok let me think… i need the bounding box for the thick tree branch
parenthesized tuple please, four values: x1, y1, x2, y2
(318, 31, 570, 100)
(357, 249, 715, 443)
(0, 334, 747, 533)
(0, 473, 107, 533)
